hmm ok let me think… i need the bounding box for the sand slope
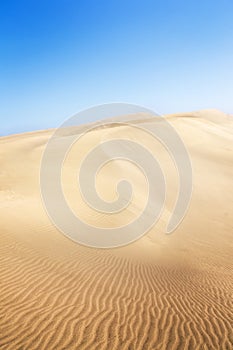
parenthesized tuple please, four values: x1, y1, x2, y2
(0, 110, 233, 349)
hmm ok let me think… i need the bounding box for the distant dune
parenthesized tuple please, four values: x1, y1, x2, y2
(0, 110, 233, 349)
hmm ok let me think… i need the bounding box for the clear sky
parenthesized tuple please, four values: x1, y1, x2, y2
(0, 0, 233, 135)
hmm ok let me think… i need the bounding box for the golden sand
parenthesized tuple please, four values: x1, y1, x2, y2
(0, 110, 232, 349)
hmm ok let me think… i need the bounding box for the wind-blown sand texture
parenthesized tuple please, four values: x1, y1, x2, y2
(0, 110, 233, 349)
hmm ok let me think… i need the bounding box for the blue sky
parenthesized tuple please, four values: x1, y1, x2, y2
(0, 0, 233, 135)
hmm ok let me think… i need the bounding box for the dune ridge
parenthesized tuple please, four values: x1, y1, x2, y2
(0, 110, 233, 349)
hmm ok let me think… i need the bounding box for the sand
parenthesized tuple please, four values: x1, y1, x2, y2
(0, 110, 233, 349)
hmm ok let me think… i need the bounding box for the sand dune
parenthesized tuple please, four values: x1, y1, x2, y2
(0, 110, 233, 349)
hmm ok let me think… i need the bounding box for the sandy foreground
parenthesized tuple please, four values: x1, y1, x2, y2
(0, 110, 233, 349)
